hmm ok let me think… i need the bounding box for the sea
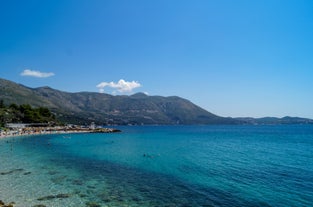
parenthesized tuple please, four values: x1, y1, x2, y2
(0, 125, 312, 207)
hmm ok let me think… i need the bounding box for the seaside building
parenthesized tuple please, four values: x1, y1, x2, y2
(90, 122, 96, 130)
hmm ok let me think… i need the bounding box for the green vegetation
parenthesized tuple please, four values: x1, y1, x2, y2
(2, 78, 312, 125)
(0, 100, 56, 127)
(1, 78, 237, 125)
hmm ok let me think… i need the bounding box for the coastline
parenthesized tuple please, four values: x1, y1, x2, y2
(0, 126, 121, 140)
(0, 125, 121, 207)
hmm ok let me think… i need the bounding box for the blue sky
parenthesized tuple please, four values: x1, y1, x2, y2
(1, 0, 313, 118)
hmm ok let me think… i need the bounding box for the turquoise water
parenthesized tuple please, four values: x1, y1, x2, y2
(0, 125, 313, 207)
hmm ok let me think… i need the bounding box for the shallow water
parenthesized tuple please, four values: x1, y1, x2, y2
(0, 125, 313, 206)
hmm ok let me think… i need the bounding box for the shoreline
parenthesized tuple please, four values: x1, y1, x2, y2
(0, 126, 121, 207)
(0, 126, 121, 140)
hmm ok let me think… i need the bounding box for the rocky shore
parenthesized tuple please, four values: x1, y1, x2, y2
(0, 125, 121, 207)
(0, 125, 121, 139)
(0, 200, 15, 207)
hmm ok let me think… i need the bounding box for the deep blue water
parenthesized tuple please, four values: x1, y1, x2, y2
(0, 125, 313, 206)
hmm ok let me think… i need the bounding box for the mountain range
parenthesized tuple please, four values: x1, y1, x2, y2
(0, 78, 312, 125)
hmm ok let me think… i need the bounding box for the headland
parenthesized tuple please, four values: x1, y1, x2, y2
(0, 125, 121, 139)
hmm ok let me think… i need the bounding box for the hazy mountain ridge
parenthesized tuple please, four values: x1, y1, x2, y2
(1, 78, 312, 125)
(236, 116, 313, 125)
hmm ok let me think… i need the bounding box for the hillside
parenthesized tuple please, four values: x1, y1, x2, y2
(0, 102, 56, 127)
(236, 116, 313, 125)
(0, 78, 239, 125)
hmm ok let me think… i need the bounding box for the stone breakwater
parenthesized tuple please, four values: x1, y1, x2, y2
(90, 128, 121, 133)
(0, 126, 121, 139)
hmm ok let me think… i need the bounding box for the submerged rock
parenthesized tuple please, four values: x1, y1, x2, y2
(79, 194, 88, 198)
(85, 202, 101, 207)
(37, 195, 56, 201)
(37, 193, 71, 201)
(0, 169, 24, 175)
(23, 172, 32, 175)
(56, 194, 70, 199)
(0, 200, 15, 207)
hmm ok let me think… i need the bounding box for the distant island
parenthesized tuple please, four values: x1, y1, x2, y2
(0, 78, 312, 125)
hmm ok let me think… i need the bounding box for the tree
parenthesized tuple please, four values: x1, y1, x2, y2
(38, 107, 51, 117)
(0, 100, 4, 108)
(9, 103, 19, 110)
(19, 104, 32, 113)
(0, 103, 57, 124)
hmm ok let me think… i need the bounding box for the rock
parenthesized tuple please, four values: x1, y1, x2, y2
(32, 205, 46, 207)
(37, 195, 56, 201)
(91, 128, 121, 133)
(102, 198, 111, 202)
(0, 169, 24, 175)
(0, 201, 15, 207)
(0, 200, 15, 207)
(85, 202, 101, 207)
(37, 193, 70, 201)
(56, 193, 70, 199)
(79, 194, 88, 198)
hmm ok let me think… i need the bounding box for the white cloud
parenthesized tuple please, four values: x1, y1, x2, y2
(96, 79, 141, 94)
(20, 69, 55, 78)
